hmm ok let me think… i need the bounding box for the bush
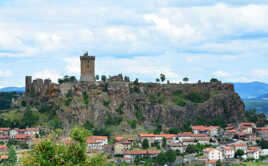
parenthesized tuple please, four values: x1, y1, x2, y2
(116, 103, 124, 114)
(64, 98, 72, 106)
(103, 100, 110, 107)
(185, 92, 209, 103)
(134, 104, 144, 121)
(142, 139, 149, 149)
(105, 113, 122, 126)
(127, 120, 137, 129)
(82, 91, 89, 105)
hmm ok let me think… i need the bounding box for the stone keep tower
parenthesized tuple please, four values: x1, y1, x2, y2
(80, 52, 95, 82)
(25, 76, 32, 96)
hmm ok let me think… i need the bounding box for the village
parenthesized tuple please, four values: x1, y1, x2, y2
(0, 122, 268, 165)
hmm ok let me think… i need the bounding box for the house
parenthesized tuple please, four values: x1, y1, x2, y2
(203, 148, 223, 161)
(247, 147, 260, 160)
(114, 136, 135, 145)
(25, 128, 40, 136)
(178, 132, 194, 142)
(239, 122, 256, 129)
(114, 141, 132, 155)
(193, 134, 210, 144)
(14, 134, 33, 144)
(138, 134, 176, 146)
(182, 139, 196, 146)
(0, 145, 8, 153)
(0, 128, 9, 136)
(256, 127, 268, 140)
(86, 136, 108, 153)
(221, 146, 235, 159)
(232, 142, 247, 153)
(168, 143, 185, 153)
(0, 136, 9, 144)
(192, 126, 219, 137)
(123, 150, 160, 162)
(224, 129, 237, 139)
(239, 126, 253, 135)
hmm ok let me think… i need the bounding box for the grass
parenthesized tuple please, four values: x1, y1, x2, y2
(231, 162, 268, 166)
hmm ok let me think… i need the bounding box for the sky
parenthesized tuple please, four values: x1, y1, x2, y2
(1, 0, 268, 88)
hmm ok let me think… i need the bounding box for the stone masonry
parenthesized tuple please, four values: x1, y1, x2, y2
(80, 52, 95, 82)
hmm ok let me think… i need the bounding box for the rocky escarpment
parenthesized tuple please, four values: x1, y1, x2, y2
(17, 78, 246, 135)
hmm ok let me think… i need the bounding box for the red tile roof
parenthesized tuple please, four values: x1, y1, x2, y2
(87, 136, 108, 141)
(226, 129, 237, 133)
(192, 126, 219, 131)
(123, 150, 160, 155)
(26, 128, 39, 131)
(178, 132, 193, 137)
(232, 143, 247, 147)
(87, 140, 98, 144)
(0, 128, 9, 131)
(0, 145, 7, 149)
(0, 155, 8, 160)
(15, 134, 33, 139)
(206, 160, 217, 164)
(0, 136, 9, 139)
(183, 139, 195, 142)
(203, 148, 216, 153)
(223, 146, 234, 150)
(139, 134, 176, 139)
(240, 122, 255, 126)
(248, 146, 260, 152)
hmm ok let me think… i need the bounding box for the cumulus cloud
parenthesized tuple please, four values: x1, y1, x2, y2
(213, 70, 231, 77)
(33, 69, 62, 83)
(250, 69, 268, 77)
(0, 70, 12, 77)
(1, 0, 268, 87)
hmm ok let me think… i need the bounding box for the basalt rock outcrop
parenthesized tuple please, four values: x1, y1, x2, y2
(18, 79, 246, 134)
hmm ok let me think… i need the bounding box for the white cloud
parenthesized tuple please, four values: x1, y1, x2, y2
(33, 69, 62, 83)
(213, 70, 231, 77)
(250, 69, 268, 77)
(0, 70, 12, 77)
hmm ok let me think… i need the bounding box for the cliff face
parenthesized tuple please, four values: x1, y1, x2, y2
(19, 80, 246, 134)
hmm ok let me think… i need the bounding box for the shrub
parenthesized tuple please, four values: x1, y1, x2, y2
(64, 98, 72, 106)
(127, 120, 137, 129)
(142, 139, 149, 149)
(134, 104, 144, 121)
(103, 100, 110, 107)
(185, 92, 209, 103)
(116, 103, 124, 114)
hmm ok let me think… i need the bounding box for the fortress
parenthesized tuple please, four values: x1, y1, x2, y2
(25, 52, 96, 96)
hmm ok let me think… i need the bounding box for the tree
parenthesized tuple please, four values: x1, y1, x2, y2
(235, 149, 244, 159)
(183, 77, 189, 83)
(160, 74, 166, 82)
(210, 78, 219, 83)
(216, 160, 222, 166)
(162, 137, 166, 148)
(5, 146, 17, 166)
(101, 75, 107, 82)
(22, 107, 39, 127)
(95, 75, 100, 81)
(156, 78, 160, 83)
(142, 139, 149, 149)
(21, 127, 103, 166)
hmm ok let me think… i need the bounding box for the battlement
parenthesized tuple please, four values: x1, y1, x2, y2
(80, 55, 95, 60)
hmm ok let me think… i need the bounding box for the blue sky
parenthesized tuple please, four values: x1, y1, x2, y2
(1, 0, 268, 88)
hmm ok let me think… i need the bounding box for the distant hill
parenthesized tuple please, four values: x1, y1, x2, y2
(0, 87, 25, 93)
(233, 81, 268, 99)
